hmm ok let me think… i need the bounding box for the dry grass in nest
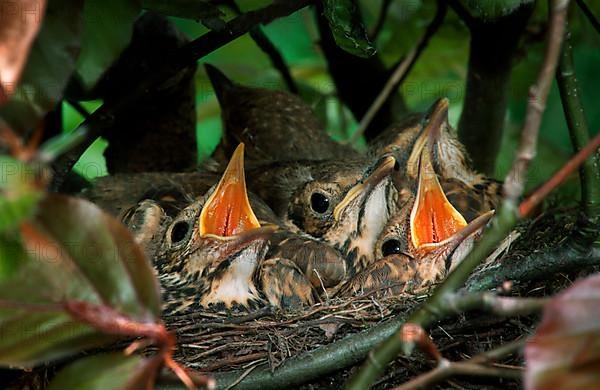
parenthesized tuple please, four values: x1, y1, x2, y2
(163, 294, 422, 372)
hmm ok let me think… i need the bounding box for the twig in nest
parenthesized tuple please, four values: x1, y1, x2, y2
(391, 338, 525, 390)
(392, 360, 521, 390)
(347, 0, 447, 145)
(444, 292, 547, 316)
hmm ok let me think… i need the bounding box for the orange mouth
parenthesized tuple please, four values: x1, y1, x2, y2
(199, 143, 261, 236)
(410, 149, 467, 251)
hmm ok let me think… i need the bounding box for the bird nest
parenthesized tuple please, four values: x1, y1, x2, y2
(163, 293, 421, 373)
(155, 208, 597, 380)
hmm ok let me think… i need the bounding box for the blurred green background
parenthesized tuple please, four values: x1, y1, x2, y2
(62, 0, 600, 199)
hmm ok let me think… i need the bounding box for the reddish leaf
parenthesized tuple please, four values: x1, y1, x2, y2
(0, 194, 161, 367)
(525, 274, 600, 390)
(0, 0, 46, 103)
(0, 0, 83, 132)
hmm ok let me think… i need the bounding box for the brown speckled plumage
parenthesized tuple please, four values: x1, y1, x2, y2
(205, 64, 356, 163)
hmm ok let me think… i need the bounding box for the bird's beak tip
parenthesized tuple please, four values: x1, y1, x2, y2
(409, 156, 467, 251)
(199, 143, 261, 237)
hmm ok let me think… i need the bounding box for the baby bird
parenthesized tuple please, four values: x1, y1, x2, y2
(134, 144, 317, 313)
(244, 157, 370, 236)
(321, 154, 401, 276)
(338, 108, 496, 297)
(205, 63, 355, 163)
(370, 98, 502, 217)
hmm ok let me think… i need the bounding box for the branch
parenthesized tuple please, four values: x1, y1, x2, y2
(504, 0, 570, 202)
(370, 0, 393, 40)
(519, 132, 600, 216)
(445, 292, 546, 316)
(225, 0, 298, 93)
(466, 234, 600, 292)
(347, 1, 569, 387)
(453, 2, 534, 174)
(575, 0, 600, 34)
(347, 0, 447, 145)
(394, 361, 521, 390)
(48, 0, 313, 188)
(315, 2, 407, 141)
(556, 26, 600, 217)
(248, 26, 299, 93)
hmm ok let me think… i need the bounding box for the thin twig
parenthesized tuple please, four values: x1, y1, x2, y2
(520, 132, 600, 216)
(556, 25, 600, 216)
(224, 364, 261, 390)
(504, 0, 570, 201)
(224, 0, 298, 93)
(392, 359, 521, 390)
(49, 0, 313, 189)
(575, 0, 600, 34)
(393, 338, 525, 390)
(444, 292, 547, 316)
(370, 0, 393, 40)
(66, 100, 91, 119)
(347, 0, 447, 145)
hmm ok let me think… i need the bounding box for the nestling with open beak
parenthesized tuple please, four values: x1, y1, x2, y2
(338, 111, 496, 297)
(370, 98, 501, 219)
(150, 144, 317, 313)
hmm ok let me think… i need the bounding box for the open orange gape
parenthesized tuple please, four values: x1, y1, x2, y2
(410, 154, 467, 251)
(199, 143, 261, 237)
(408, 107, 468, 252)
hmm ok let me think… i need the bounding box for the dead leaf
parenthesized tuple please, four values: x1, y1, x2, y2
(319, 322, 342, 340)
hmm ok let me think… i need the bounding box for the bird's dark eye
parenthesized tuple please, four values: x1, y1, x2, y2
(393, 160, 400, 171)
(381, 239, 402, 256)
(170, 221, 189, 244)
(310, 192, 330, 214)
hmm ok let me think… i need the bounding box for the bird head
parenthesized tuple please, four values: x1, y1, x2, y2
(402, 98, 476, 186)
(376, 144, 494, 284)
(159, 143, 275, 309)
(286, 158, 369, 237)
(323, 154, 399, 272)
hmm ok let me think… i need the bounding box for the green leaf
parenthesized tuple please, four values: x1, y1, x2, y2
(0, 194, 161, 367)
(48, 352, 160, 390)
(75, 0, 141, 90)
(0, 233, 25, 280)
(0, 0, 84, 133)
(0, 156, 44, 233)
(459, 0, 535, 21)
(322, 0, 376, 58)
